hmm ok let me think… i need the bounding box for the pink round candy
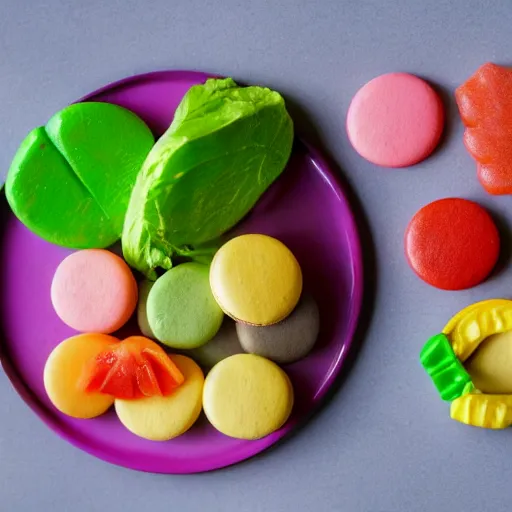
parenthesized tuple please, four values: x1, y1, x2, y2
(346, 73, 444, 167)
(51, 249, 138, 334)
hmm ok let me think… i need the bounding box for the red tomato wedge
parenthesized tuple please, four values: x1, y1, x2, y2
(456, 63, 512, 195)
(80, 336, 185, 399)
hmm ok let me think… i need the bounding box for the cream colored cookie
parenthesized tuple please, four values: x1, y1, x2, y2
(115, 355, 204, 441)
(203, 354, 294, 439)
(209, 234, 302, 326)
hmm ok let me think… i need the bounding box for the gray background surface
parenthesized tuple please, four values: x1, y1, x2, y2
(1, 0, 512, 510)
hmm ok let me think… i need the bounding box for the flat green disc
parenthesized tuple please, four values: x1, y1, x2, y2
(6, 102, 154, 248)
(147, 263, 224, 349)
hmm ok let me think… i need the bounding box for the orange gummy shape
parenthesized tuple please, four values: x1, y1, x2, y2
(456, 63, 512, 195)
(80, 336, 185, 399)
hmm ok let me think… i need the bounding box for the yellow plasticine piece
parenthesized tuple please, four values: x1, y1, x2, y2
(442, 299, 512, 362)
(450, 392, 512, 429)
(466, 331, 512, 394)
(423, 299, 512, 430)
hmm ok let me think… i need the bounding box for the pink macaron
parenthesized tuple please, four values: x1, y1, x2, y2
(347, 72, 444, 168)
(51, 249, 138, 333)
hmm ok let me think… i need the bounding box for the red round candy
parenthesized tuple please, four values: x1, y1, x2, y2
(405, 198, 500, 290)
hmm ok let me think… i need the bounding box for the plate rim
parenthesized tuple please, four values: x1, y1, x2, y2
(0, 70, 364, 474)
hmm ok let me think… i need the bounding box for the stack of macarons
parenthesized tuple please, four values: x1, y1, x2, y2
(44, 234, 320, 442)
(45, 248, 205, 440)
(44, 333, 205, 441)
(210, 234, 320, 366)
(138, 234, 320, 367)
(203, 234, 319, 439)
(7, 89, 319, 443)
(136, 233, 319, 440)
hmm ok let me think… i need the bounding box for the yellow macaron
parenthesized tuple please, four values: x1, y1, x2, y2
(115, 355, 204, 441)
(203, 354, 294, 440)
(209, 234, 302, 326)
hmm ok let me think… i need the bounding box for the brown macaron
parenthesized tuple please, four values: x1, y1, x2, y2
(236, 293, 319, 364)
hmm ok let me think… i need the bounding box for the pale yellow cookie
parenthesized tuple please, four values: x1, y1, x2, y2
(209, 234, 302, 326)
(115, 355, 204, 441)
(203, 354, 294, 440)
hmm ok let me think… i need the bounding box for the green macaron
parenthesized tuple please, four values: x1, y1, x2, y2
(147, 263, 224, 349)
(137, 280, 155, 339)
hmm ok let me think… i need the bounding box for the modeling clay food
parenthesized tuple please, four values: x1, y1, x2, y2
(122, 78, 294, 279)
(6, 102, 154, 248)
(51, 249, 138, 333)
(450, 393, 512, 429)
(466, 331, 512, 394)
(203, 354, 294, 440)
(455, 63, 512, 195)
(420, 299, 512, 429)
(346, 72, 444, 167)
(115, 355, 204, 441)
(420, 333, 473, 401)
(80, 336, 184, 399)
(442, 299, 512, 361)
(188, 319, 243, 369)
(137, 280, 155, 338)
(405, 198, 499, 290)
(236, 293, 319, 364)
(44, 333, 119, 418)
(209, 234, 302, 325)
(147, 263, 224, 348)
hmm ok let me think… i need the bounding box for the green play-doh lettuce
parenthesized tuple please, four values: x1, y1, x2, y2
(122, 78, 294, 279)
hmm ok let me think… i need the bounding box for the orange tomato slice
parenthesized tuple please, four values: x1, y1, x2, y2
(80, 336, 185, 399)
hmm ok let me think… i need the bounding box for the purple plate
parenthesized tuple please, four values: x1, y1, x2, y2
(0, 71, 363, 474)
